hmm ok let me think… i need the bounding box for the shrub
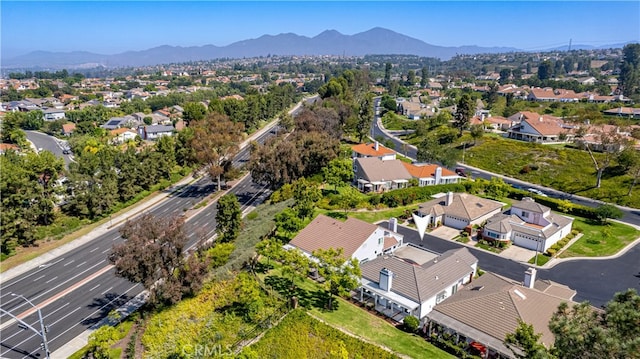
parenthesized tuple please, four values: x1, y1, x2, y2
(546, 248, 557, 256)
(520, 165, 531, 174)
(403, 315, 420, 333)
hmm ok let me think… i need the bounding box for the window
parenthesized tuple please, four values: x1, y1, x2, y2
(522, 211, 529, 218)
(378, 237, 383, 245)
(436, 291, 448, 304)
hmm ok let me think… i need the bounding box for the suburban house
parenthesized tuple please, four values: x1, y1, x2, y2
(414, 192, 504, 230)
(573, 124, 636, 152)
(397, 99, 434, 120)
(0, 143, 20, 154)
(481, 197, 573, 252)
(351, 142, 396, 161)
(402, 163, 463, 186)
(61, 123, 76, 136)
(426, 269, 578, 359)
(603, 106, 640, 119)
(43, 108, 66, 121)
(137, 124, 175, 140)
(356, 246, 478, 323)
(284, 214, 404, 263)
(527, 87, 580, 102)
(101, 116, 138, 130)
(110, 128, 139, 144)
(353, 157, 412, 192)
(507, 112, 575, 143)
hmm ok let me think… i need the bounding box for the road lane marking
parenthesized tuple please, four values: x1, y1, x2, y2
(102, 248, 110, 254)
(101, 286, 113, 295)
(0, 263, 113, 331)
(89, 284, 100, 291)
(0, 302, 72, 344)
(32, 275, 45, 282)
(2, 257, 65, 289)
(63, 259, 75, 266)
(45, 276, 58, 284)
(89, 247, 99, 253)
(75, 261, 87, 268)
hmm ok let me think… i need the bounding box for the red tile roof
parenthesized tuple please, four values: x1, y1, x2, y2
(402, 163, 457, 178)
(351, 142, 395, 157)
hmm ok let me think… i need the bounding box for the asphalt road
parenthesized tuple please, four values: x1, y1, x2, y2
(0, 99, 305, 358)
(25, 131, 74, 167)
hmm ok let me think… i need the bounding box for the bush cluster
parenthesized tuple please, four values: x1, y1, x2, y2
(379, 183, 466, 207)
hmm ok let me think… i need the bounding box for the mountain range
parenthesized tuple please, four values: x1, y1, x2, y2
(1, 27, 630, 70)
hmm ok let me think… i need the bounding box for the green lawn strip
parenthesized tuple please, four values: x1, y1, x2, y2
(381, 112, 417, 131)
(560, 217, 640, 257)
(309, 298, 453, 359)
(527, 254, 552, 266)
(68, 319, 134, 359)
(319, 205, 417, 224)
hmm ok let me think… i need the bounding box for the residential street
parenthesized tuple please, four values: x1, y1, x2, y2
(389, 223, 640, 308)
(372, 101, 640, 308)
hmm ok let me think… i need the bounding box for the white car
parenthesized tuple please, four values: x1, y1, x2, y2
(527, 188, 548, 197)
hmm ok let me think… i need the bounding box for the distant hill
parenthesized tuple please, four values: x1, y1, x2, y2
(1, 27, 629, 69)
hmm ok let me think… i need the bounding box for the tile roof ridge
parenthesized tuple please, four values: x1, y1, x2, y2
(413, 265, 422, 302)
(508, 286, 527, 321)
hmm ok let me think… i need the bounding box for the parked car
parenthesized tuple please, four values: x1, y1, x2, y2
(455, 167, 467, 177)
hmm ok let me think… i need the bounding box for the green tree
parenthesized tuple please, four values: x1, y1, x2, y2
(420, 67, 428, 87)
(355, 93, 374, 142)
(384, 62, 392, 88)
(280, 248, 310, 293)
(256, 237, 284, 265)
(215, 194, 243, 243)
(594, 204, 624, 224)
(274, 208, 304, 237)
(504, 320, 553, 359)
(453, 93, 474, 135)
(323, 158, 354, 192)
(619, 43, 640, 97)
(470, 124, 485, 145)
(538, 60, 553, 80)
(182, 101, 207, 125)
(313, 247, 361, 310)
(499, 68, 512, 85)
(406, 70, 416, 86)
(293, 178, 322, 219)
(549, 289, 640, 359)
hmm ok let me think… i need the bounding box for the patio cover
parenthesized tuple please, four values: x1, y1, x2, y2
(427, 310, 517, 357)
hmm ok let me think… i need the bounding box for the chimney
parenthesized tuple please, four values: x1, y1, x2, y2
(389, 217, 398, 233)
(524, 267, 537, 289)
(434, 167, 442, 185)
(379, 268, 393, 291)
(445, 191, 454, 206)
(375, 141, 379, 151)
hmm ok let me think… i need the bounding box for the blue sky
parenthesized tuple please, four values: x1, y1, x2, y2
(2, 1, 639, 57)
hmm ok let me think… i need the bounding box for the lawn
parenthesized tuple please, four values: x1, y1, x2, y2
(560, 217, 640, 257)
(464, 136, 640, 208)
(309, 298, 453, 359)
(527, 254, 552, 266)
(259, 264, 452, 359)
(381, 112, 417, 131)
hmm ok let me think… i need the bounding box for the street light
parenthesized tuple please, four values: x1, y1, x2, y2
(10, 293, 50, 359)
(535, 233, 541, 266)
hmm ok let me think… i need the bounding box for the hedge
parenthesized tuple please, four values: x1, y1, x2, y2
(379, 183, 467, 207)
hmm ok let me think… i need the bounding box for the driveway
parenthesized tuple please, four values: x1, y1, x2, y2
(429, 226, 460, 240)
(388, 222, 640, 308)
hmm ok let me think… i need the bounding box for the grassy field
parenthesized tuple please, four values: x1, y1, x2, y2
(464, 137, 640, 208)
(309, 299, 453, 359)
(560, 217, 640, 257)
(259, 264, 452, 359)
(381, 112, 417, 131)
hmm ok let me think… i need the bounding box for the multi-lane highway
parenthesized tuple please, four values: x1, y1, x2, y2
(0, 97, 316, 358)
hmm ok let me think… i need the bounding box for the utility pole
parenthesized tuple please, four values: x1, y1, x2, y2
(1, 294, 50, 358)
